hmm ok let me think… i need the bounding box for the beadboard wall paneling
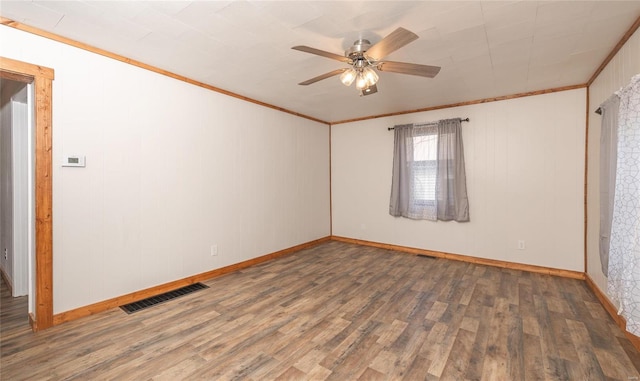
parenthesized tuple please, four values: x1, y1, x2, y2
(0, 26, 330, 314)
(332, 89, 586, 272)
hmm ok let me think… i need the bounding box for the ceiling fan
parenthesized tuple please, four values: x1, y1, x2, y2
(292, 27, 440, 96)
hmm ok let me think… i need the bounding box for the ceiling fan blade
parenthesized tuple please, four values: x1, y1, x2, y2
(365, 27, 419, 61)
(377, 61, 441, 78)
(292, 46, 350, 63)
(298, 68, 348, 85)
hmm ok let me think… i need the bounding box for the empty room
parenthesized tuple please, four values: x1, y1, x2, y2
(1, 1, 640, 379)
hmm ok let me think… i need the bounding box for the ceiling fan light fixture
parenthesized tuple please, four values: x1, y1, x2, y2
(363, 67, 379, 86)
(355, 72, 368, 90)
(340, 68, 357, 86)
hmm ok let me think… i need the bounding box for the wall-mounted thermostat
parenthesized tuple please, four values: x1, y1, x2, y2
(62, 155, 86, 167)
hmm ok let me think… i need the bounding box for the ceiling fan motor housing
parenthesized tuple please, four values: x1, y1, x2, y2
(346, 39, 372, 62)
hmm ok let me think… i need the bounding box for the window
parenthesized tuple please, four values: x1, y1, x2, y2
(389, 119, 469, 222)
(411, 132, 437, 202)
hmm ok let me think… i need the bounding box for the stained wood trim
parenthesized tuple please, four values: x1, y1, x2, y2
(584, 88, 590, 273)
(587, 15, 640, 87)
(331, 235, 585, 280)
(0, 17, 329, 126)
(52, 236, 331, 325)
(2, 16, 595, 129)
(0, 70, 34, 83)
(1, 17, 595, 128)
(585, 274, 640, 352)
(331, 84, 587, 125)
(0, 56, 54, 80)
(34, 75, 54, 330)
(0, 56, 54, 331)
(329, 125, 333, 236)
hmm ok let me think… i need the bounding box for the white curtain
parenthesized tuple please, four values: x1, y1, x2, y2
(608, 74, 640, 336)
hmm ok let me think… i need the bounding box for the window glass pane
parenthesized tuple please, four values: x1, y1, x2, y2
(413, 135, 437, 161)
(412, 132, 437, 201)
(413, 160, 436, 200)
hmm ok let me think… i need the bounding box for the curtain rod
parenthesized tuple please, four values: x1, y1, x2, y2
(387, 118, 470, 131)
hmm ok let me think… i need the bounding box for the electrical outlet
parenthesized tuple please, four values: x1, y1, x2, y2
(210, 244, 218, 256)
(3, 248, 6, 260)
(517, 240, 526, 250)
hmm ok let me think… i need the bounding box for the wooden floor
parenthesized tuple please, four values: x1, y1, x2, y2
(1, 241, 639, 380)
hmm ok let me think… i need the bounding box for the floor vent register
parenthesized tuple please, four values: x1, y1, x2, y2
(120, 283, 209, 314)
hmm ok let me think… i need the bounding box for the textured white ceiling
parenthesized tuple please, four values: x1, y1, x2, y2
(2, 1, 639, 123)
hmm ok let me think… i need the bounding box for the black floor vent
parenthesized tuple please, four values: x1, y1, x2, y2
(417, 254, 436, 259)
(120, 283, 209, 314)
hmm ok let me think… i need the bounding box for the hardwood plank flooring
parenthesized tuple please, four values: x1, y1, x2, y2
(1, 241, 639, 380)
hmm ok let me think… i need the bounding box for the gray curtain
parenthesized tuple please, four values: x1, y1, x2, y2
(599, 94, 620, 276)
(389, 118, 469, 222)
(436, 118, 469, 221)
(389, 124, 414, 218)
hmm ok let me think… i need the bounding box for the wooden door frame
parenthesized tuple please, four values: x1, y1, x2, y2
(0, 56, 53, 331)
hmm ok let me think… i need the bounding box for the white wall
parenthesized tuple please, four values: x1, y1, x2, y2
(0, 26, 331, 314)
(587, 28, 640, 302)
(0, 81, 15, 287)
(12, 96, 29, 297)
(332, 89, 586, 272)
(0, 79, 29, 296)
